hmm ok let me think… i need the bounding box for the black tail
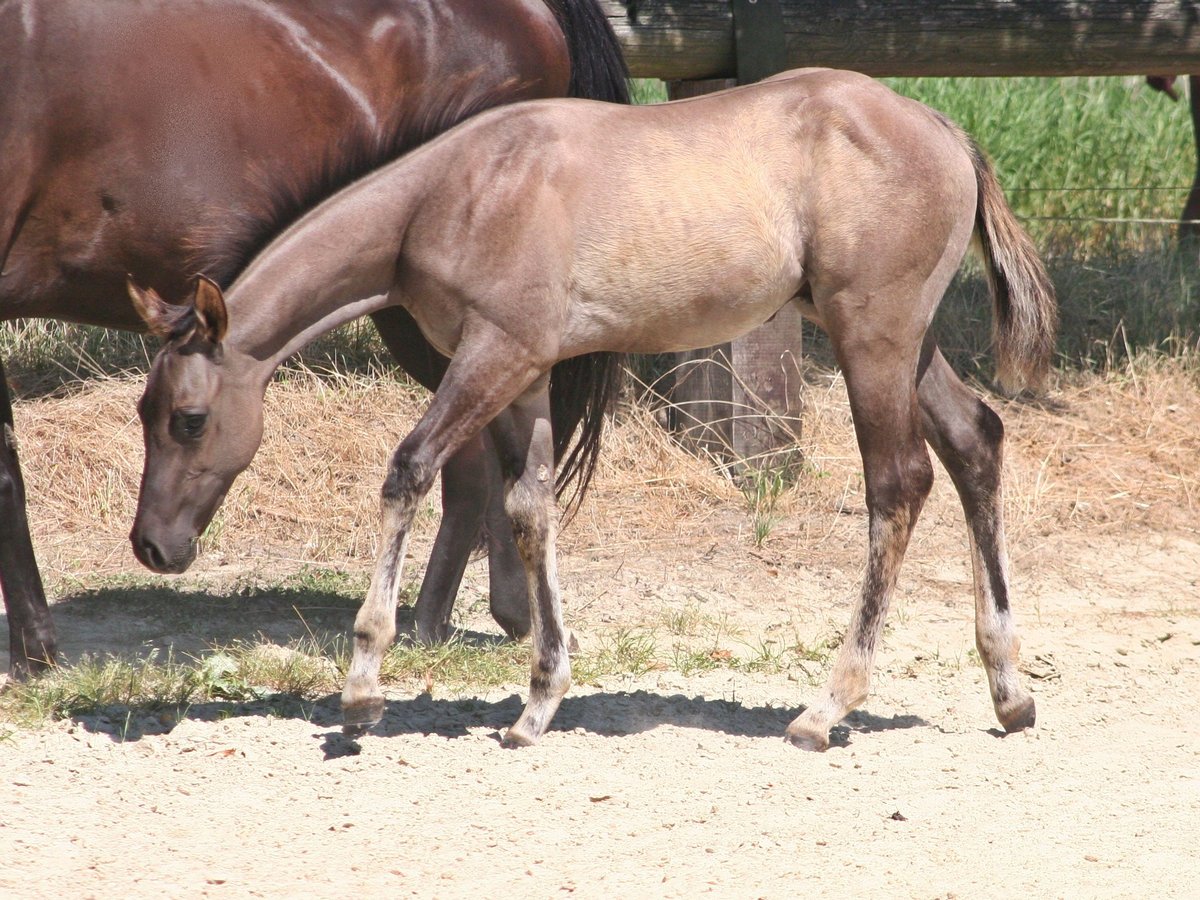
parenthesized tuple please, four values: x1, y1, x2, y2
(543, 0, 630, 516)
(544, 0, 630, 105)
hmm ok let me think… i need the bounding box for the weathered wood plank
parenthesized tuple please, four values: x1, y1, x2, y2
(601, 1, 1200, 80)
(660, 79, 804, 466)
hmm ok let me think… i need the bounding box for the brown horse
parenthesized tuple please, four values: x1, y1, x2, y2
(0, 0, 628, 678)
(131, 68, 1057, 751)
(1146, 75, 1200, 242)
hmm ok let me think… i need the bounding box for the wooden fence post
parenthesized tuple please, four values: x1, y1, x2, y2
(661, 78, 805, 469)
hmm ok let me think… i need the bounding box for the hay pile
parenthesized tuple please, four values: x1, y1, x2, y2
(12, 360, 1198, 589)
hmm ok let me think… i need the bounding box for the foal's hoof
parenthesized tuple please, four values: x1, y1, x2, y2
(341, 695, 385, 737)
(500, 725, 539, 749)
(784, 722, 830, 753)
(999, 694, 1037, 734)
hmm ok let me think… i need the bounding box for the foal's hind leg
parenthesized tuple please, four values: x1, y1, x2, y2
(487, 384, 570, 747)
(917, 341, 1035, 734)
(786, 338, 934, 751)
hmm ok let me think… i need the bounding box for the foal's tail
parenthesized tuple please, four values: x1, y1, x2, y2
(966, 139, 1058, 392)
(544, 0, 630, 515)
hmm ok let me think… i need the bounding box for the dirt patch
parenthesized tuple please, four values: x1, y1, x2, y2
(3, 366, 1199, 896)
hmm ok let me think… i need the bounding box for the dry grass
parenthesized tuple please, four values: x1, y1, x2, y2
(18, 368, 434, 584)
(1002, 357, 1200, 537)
(14, 352, 1197, 595)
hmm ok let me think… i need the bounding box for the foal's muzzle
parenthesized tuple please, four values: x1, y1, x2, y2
(131, 526, 198, 575)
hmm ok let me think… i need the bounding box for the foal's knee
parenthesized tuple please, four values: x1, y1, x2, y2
(381, 445, 436, 521)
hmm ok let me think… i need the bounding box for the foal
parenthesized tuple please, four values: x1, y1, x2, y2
(132, 68, 1056, 751)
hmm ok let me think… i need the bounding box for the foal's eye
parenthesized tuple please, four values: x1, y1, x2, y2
(172, 410, 208, 440)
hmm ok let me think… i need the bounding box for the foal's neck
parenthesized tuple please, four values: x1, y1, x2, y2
(224, 166, 424, 379)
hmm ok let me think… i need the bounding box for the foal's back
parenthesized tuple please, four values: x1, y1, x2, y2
(397, 68, 978, 358)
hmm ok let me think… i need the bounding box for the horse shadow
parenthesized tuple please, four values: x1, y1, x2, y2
(0, 579, 504, 672)
(318, 691, 928, 756)
(58, 686, 927, 756)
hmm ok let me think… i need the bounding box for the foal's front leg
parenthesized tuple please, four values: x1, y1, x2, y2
(341, 437, 435, 733)
(487, 382, 571, 747)
(341, 328, 547, 736)
(371, 307, 528, 643)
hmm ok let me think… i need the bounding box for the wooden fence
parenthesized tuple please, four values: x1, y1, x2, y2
(601, 1, 1200, 465)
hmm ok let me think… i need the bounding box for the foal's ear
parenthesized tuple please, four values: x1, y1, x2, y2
(126, 277, 175, 339)
(191, 274, 228, 344)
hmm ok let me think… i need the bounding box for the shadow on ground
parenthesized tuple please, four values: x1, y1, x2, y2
(1, 579, 503, 670)
(55, 687, 927, 755)
(5, 581, 927, 752)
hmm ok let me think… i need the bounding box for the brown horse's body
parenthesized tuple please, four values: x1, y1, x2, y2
(0, 0, 628, 677)
(133, 69, 1057, 751)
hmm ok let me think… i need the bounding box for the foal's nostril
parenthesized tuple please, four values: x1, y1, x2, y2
(137, 536, 169, 572)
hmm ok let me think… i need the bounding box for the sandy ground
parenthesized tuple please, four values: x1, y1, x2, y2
(2, 369, 1199, 897)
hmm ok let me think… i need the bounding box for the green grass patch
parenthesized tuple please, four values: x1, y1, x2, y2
(886, 76, 1193, 257)
(737, 453, 806, 547)
(924, 250, 1200, 381)
(0, 619, 837, 729)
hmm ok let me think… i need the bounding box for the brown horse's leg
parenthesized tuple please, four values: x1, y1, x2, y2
(410, 437, 485, 644)
(341, 331, 545, 735)
(369, 308, 528, 641)
(481, 440, 533, 640)
(414, 431, 531, 642)
(486, 383, 570, 747)
(786, 336, 933, 751)
(916, 341, 1035, 734)
(1182, 76, 1200, 247)
(0, 356, 58, 678)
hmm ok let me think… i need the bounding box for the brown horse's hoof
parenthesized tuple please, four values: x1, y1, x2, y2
(999, 694, 1037, 733)
(9, 646, 58, 682)
(413, 621, 450, 647)
(784, 723, 830, 752)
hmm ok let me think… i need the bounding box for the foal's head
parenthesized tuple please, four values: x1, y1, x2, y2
(128, 276, 264, 574)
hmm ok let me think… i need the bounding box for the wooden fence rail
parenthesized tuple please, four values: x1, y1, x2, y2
(600, 1, 1200, 81)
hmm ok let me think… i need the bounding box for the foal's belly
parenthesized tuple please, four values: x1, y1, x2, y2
(565, 245, 804, 356)
(566, 271, 801, 355)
